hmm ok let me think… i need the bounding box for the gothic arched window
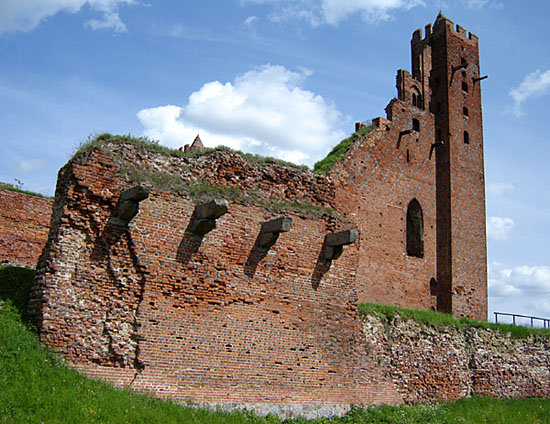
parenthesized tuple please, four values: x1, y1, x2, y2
(407, 199, 424, 258)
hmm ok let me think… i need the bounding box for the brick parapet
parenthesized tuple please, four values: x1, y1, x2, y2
(0, 187, 52, 268)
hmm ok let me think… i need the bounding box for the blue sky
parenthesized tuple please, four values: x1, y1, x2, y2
(1, 0, 549, 322)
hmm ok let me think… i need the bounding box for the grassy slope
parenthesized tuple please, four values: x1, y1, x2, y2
(1, 265, 549, 423)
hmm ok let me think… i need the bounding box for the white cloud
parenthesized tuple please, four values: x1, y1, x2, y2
(486, 181, 516, 197)
(487, 216, 515, 241)
(460, 0, 502, 9)
(510, 69, 550, 116)
(489, 263, 550, 320)
(241, 0, 424, 27)
(14, 159, 45, 175)
(0, 0, 134, 34)
(137, 64, 348, 166)
(244, 15, 258, 27)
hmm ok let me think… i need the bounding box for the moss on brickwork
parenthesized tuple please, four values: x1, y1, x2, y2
(313, 123, 375, 174)
(359, 302, 550, 339)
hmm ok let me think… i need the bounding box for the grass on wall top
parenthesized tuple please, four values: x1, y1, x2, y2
(359, 302, 550, 339)
(0, 183, 52, 199)
(72, 133, 309, 172)
(313, 123, 375, 174)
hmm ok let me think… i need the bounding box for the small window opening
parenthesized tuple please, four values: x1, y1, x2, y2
(406, 199, 424, 258)
(463, 106, 469, 117)
(412, 118, 420, 132)
(462, 70, 467, 78)
(462, 81, 468, 92)
(464, 130, 470, 144)
(430, 278, 437, 296)
(406, 149, 410, 163)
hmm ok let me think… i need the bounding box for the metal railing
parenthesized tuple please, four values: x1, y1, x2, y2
(494, 312, 550, 329)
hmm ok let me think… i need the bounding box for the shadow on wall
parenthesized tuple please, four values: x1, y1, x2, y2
(244, 233, 269, 277)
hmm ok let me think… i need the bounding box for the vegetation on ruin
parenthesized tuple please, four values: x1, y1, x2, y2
(119, 164, 335, 218)
(0, 182, 52, 199)
(359, 302, 550, 339)
(313, 123, 375, 174)
(72, 133, 309, 171)
(1, 264, 550, 423)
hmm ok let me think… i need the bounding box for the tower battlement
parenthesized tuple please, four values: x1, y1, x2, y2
(412, 14, 479, 46)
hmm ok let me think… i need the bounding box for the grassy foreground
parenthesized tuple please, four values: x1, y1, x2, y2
(1, 265, 549, 423)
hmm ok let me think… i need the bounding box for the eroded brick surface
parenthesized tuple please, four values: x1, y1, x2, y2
(0, 187, 52, 268)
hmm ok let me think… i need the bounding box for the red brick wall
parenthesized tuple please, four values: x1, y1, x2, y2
(29, 145, 403, 408)
(0, 187, 52, 268)
(332, 107, 437, 312)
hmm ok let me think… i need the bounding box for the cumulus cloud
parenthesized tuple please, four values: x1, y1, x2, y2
(241, 0, 424, 27)
(0, 0, 135, 34)
(137, 64, 348, 166)
(489, 263, 550, 321)
(487, 216, 515, 241)
(486, 181, 516, 197)
(489, 263, 550, 316)
(509, 69, 550, 116)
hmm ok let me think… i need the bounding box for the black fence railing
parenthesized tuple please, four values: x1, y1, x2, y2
(494, 312, 550, 329)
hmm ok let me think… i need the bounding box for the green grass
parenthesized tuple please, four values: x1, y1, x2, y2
(359, 302, 550, 339)
(313, 123, 375, 174)
(1, 265, 550, 423)
(0, 183, 52, 199)
(73, 133, 309, 171)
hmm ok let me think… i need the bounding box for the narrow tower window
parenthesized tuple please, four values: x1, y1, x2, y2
(406, 199, 424, 258)
(462, 81, 468, 92)
(464, 130, 470, 144)
(412, 118, 420, 132)
(463, 106, 469, 117)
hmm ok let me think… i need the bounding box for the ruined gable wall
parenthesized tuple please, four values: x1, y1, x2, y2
(30, 142, 403, 409)
(332, 99, 438, 312)
(0, 187, 52, 268)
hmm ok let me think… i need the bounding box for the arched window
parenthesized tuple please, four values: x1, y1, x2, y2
(462, 81, 468, 92)
(407, 199, 424, 258)
(412, 118, 420, 132)
(464, 130, 470, 144)
(463, 106, 469, 117)
(411, 88, 422, 109)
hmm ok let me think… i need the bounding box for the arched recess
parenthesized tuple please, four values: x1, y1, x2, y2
(406, 199, 424, 258)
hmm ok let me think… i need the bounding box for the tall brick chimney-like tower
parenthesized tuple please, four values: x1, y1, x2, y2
(412, 14, 487, 319)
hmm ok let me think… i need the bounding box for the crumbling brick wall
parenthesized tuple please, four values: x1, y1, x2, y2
(29, 142, 403, 410)
(0, 186, 52, 268)
(363, 313, 550, 404)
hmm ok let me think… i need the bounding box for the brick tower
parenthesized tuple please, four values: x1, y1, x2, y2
(412, 14, 487, 319)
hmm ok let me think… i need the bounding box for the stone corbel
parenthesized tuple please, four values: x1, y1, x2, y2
(323, 229, 358, 261)
(189, 199, 228, 235)
(109, 184, 150, 226)
(258, 216, 292, 249)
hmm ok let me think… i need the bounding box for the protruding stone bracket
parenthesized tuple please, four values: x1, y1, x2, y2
(450, 61, 468, 86)
(323, 229, 358, 261)
(189, 199, 228, 235)
(109, 184, 150, 227)
(473, 75, 488, 84)
(258, 216, 292, 249)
